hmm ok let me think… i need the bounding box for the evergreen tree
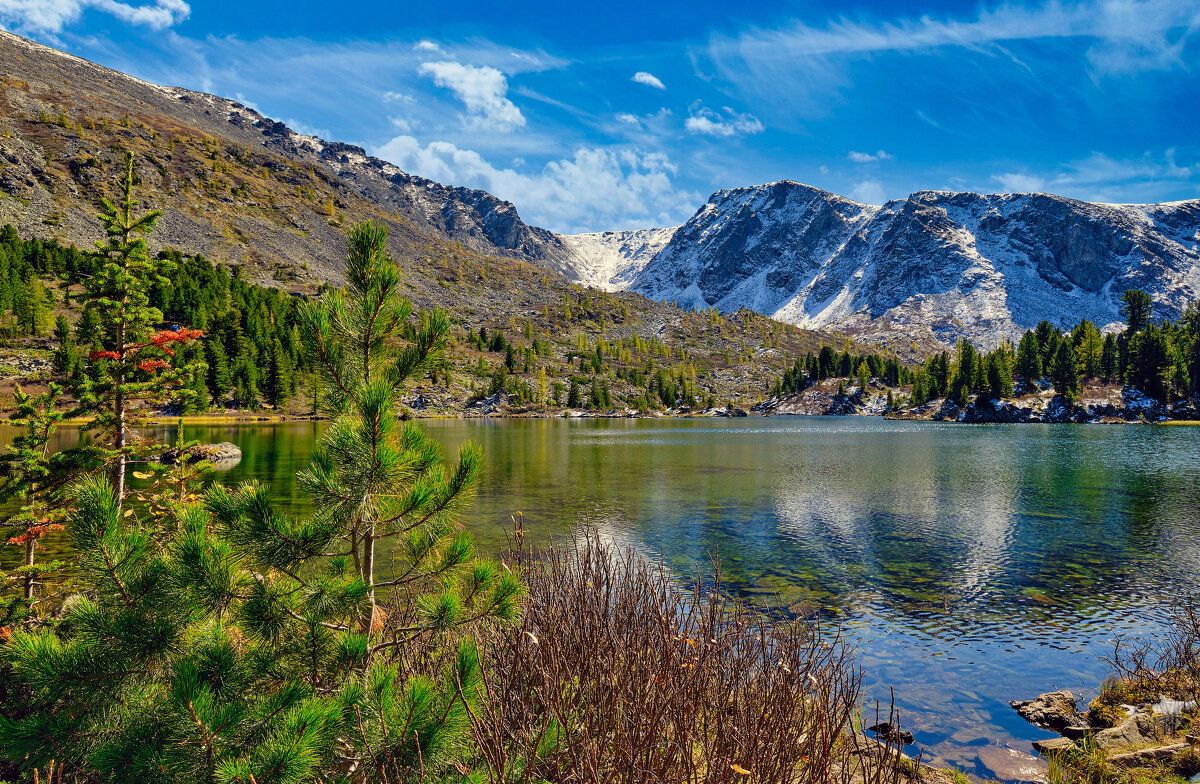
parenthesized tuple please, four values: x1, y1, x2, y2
(1121, 289, 1153, 333)
(567, 377, 582, 407)
(267, 337, 293, 409)
(74, 153, 202, 505)
(1127, 326, 1174, 402)
(205, 338, 233, 406)
(1051, 341, 1081, 401)
(1101, 333, 1118, 381)
(1072, 319, 1103, 378)
(1015, 331, 1042, 386)
(983, 348, 1015, 401)
(51, 314, 82, 378)
(0, 384, 79, 601)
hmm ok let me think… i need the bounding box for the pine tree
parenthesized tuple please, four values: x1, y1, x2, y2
(0, 384, 79, 601)
(205, 338, 233, 406)
(1016, 331, 1042, 386)
(1121, 289, 1153, 333)
(1051, 341, 1081, 401)
(1072, 319, 1103, 378)
(267, 337, 293, 409)
(567, 377, 582, 407)
(51, 314, 81, 378)
(1101, 333, 1118, 380)
(0, 223, 521, 783)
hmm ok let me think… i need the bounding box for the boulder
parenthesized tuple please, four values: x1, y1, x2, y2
(1011, 691, 1090, 734)
(1109, 743, 1189, 767)
(1032, 736, 1078, 755)
(160, 442, 242, 465)
(1094, 711, 1181, 750)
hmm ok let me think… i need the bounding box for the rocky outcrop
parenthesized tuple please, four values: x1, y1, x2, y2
(1015, 689, 1199, 778)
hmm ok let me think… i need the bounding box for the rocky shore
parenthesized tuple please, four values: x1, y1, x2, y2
(1011, 689, 1199, 780)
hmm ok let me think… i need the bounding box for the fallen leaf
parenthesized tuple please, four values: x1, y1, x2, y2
(731, 763, 751, 775)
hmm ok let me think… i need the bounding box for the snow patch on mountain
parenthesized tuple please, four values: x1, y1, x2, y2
(559, 227, 677, 291)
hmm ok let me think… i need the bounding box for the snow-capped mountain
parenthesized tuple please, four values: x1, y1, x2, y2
(568, 181, 1200, 348)
(557, 228, 677, 290)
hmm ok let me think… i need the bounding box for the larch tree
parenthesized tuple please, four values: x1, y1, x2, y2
(74, 152, 202, 507)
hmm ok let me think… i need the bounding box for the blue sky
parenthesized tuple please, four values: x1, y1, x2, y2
(2, 0, 1199, 233)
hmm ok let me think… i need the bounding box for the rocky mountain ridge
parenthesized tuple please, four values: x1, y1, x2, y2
(611, 181, 1200, 348)
(0, 30, 571, 280)
(3, 30, 1198, 350)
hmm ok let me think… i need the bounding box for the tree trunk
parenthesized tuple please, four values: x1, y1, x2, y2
(112, 386, 126, 506)
(112, 320, 126, 506)
(363, 526, 376, 635)
(23, 538, 34, 600)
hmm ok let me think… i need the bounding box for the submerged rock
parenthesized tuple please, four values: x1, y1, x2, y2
(868, 722, 915, 745)
(975, 746, 1048, 783)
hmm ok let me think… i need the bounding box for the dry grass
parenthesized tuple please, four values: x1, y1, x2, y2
(468, 532, 914, 784)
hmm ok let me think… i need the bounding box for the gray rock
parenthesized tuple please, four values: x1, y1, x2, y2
(1011, 691, 1090, 734)
(1032, 736, 1078, 755)
(1094, 711, 1181, 750)
(1109, 743, 1189, 767)
(160, 442, 242, 465)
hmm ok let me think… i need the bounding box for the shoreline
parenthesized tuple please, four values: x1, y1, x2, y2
(23, 410, 1197, 426)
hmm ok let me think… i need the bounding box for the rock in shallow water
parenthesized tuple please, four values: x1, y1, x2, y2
(160, 442, 242, 466)
(976, 746, 1048, 783)
(1010, 691, 1090, 734)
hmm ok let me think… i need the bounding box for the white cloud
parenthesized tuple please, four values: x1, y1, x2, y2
(0, 0, 189, 34)
(413, 40, 441, 53)
(374, 135, 699, 233)
(418, 60, 525, 132)
(632, 71, 666, 90)
(991, 172, 1047, 193)
(615, 113, 641, 126)
(685, 105, 764, 137)
(848, 149, 893, 163)
(383, 91, 416, 104)
(850, 179, 886, 204)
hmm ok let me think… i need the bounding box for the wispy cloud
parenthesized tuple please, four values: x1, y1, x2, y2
(632, 71, 666, 89)
(848, 150, 893, 163)
(418, 60, 525, 132)
(703, 1, 1200, 118)
(0, 0, 189, 35)
(713, 1, 1199, 67)
(991, 148, 1196, 201)
(685, 104, 763, 137)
